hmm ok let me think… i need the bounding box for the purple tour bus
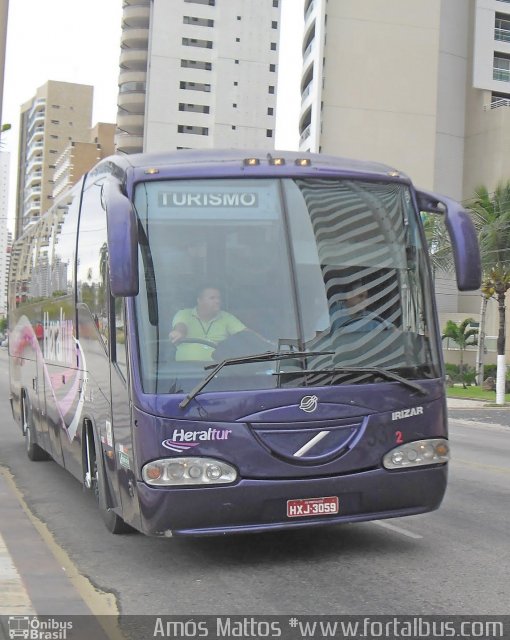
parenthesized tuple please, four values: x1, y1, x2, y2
(8, 150, 481, 536)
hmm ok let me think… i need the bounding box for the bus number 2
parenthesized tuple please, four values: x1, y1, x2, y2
(395, 431, 404, 444)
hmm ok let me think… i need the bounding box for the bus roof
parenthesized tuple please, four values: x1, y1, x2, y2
(99, 149, 411, 183)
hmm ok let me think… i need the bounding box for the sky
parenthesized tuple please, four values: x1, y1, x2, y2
(1, 0, 305, 230)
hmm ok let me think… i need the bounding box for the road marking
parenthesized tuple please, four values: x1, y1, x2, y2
(0, 532, 35, 614)
(450, 419, 509, 432)
(372, 520, 423, 539)
(455, 458, 510, 475)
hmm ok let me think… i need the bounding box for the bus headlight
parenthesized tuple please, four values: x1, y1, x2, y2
(142, 457, 237, 486)
(382, 438, 449, 470)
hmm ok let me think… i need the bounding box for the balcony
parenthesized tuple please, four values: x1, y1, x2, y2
(119, 47, 148, 71)
(118, 86, 146, 113)
(117, 111, 144, 134)
(493, 67, 510, 82)
(495, 26, 510, 42)
(301, 80, 313, 104)
(24, 186, 42, 206)
(26, 170, 42, 187)
(119, 69, 147, 86)
(27, 142, 44, 162)
(122, 3, 150, 28)
(121, 27, 149, 49)
(299, 124, 311, 144)
(115, 132, 144, 154)
(26, 156, 43, 176)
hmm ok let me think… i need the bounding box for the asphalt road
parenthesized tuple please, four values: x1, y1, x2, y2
(0, 347, 508, 621)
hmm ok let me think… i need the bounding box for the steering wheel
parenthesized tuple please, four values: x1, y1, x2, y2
(175, 337, 218, 348)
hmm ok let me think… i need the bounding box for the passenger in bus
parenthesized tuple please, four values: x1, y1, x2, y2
(169, 286, 247, 361)
(317, 280, 393, 334)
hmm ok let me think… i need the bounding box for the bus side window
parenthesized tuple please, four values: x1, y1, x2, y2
(113, 296, 127, 379)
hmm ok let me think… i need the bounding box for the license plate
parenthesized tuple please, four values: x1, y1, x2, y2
(287, 496, 339, 518)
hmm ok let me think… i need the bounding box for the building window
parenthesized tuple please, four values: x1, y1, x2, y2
(494, 52, 510, 81)
(267, 107, 274, 115)
(269, 64, 276, 72)
(178, 103, 210, 113)
(273, 0, 279, 6)
(237, 16, 241, 20)
(184, 0, 215, 5)
(234, 81, 238, 86)
(232, 125, 236, 130)
(271, 21, 278, 29)
(180, 80, 211, 92)
(491, 91, 510, 107)
(235, 59, 239, 64)
(50, 120, 60, 124)
(495, 13, 510, 42)
(181, 59, 212, 70)
(236, 37, 240, 42)
(270, 42, 277, 51)
(178, 125, 209, 135)
(233, 103, 237, 108)
(182, 37, 213, 49)
(268, 85, 275, 94)
(183, 16, 214, 27)
(266, 129, 273, 137)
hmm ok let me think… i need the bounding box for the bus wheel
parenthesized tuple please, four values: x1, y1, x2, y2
(22, 395, 49, 462)
(88, 435, 135, 534)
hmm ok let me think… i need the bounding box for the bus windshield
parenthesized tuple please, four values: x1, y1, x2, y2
(133, 178, 441, 395)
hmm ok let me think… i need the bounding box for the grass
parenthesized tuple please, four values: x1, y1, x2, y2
(446, 384, 510, 403)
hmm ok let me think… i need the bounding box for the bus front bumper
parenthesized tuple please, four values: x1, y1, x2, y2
(135, 465, 447, 537)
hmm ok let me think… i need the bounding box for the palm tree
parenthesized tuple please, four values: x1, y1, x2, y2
(0, 123, 10, 147)
(442, 318, 478, 387)
(469, 182, 510, 404)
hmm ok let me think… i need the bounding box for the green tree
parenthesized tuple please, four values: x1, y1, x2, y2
(469, 182, 510, 403)
(0, 123, 11, 148)
(442, 318, 478, 387)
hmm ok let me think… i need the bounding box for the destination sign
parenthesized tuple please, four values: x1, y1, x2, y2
(158, 192, 258, 207)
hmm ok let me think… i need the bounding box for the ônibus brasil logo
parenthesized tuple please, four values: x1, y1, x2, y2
(8, 616, 72, 639)
(162, 428, 232, 453)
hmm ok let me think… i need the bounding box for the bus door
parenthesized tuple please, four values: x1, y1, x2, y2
(108, 297, 141, 527)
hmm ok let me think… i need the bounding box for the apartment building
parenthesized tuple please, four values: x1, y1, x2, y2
(0, 0, 8, 129)
(53, 123, 115, 199)
(0, 152, 11, 316)
(299, 0, 510, 365)
(15, 81, 93, 238)
(116, 0, 281, 153)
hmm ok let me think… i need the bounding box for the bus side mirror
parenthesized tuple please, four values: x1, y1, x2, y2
(416, 189, 481, 292)
(104, 180, 139, 297)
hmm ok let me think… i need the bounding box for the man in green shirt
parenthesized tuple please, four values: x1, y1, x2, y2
(169, 286, 247, 361)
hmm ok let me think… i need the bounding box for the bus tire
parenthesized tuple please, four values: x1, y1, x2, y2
(88, 431, 135, 534)
(22, 395, 50, 462)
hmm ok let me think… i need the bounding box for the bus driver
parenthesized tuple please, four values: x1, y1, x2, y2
(169, 286, 247, 361)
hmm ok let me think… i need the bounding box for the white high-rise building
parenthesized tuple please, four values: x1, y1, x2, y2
(116, 0, 281, 153)
(0, 151, 11, 316)
(298, 0, 510, 365)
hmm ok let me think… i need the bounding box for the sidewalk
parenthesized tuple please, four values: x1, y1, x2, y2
(446, 397, 491, 409)
(0, 469, 97, 615)
(0, 470, 122, 640)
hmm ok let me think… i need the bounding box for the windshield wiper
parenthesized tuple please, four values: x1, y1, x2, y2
(274, 366, 427, 396)
(179, 351, 333, 409)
